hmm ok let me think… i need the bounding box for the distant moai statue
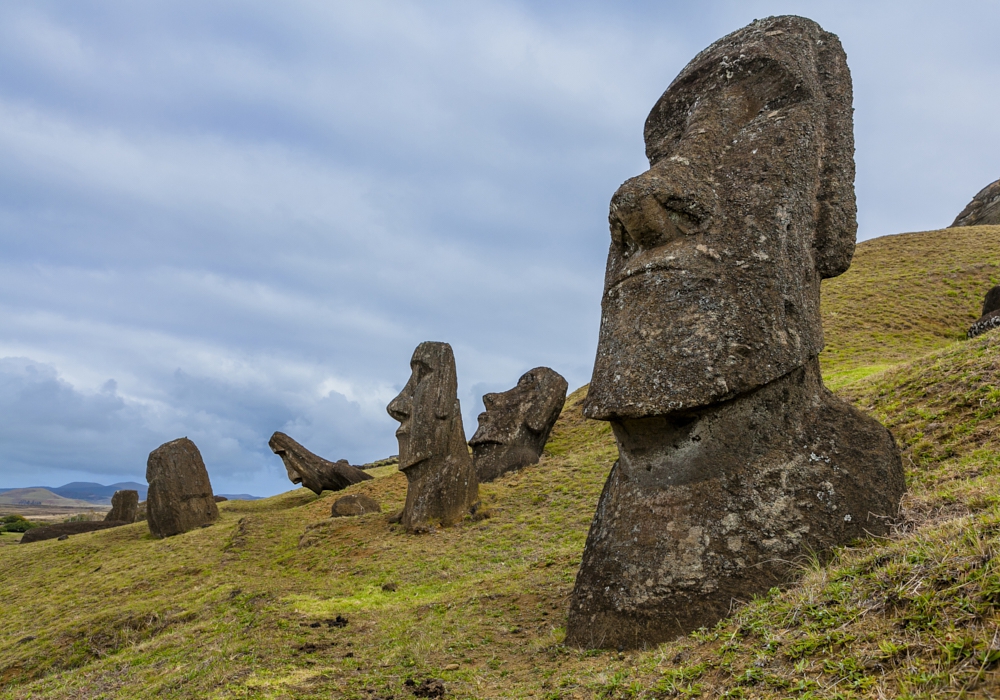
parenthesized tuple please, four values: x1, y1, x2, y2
(469, 367, 568, 483)
(967, 285, 1000, 338)
(950, 178, 1000, 227)
(105, 489, 139, 523)
(566, 15, 905, 649)
(145, 437, 219, 538)
(268, 432, 373, 495)
(387, 342, 478, 532)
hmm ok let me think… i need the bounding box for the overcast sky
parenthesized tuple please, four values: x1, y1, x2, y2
(1, 0, 997, 496)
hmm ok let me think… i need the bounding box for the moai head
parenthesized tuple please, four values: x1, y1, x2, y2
(387, 341, 460, 472)
(584, 15, 857, 421)
(469, 367, 568, 482)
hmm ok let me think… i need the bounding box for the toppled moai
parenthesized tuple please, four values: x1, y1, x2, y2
(146, 437, 219, 538)
(387, 342, 478, 532)
(950, 178, 1000, 227)
(566, 15, 905, 649)
(104, 489, 139, 523)
(469, 367, 568, 483)
(268, 432, 373, 495)
(20, 521, 124, 544)
(968, 285, 1000, 338)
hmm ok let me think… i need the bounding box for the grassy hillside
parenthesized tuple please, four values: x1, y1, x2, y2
(820, 224, 1000, 388)
(2, 225, 1000, 699)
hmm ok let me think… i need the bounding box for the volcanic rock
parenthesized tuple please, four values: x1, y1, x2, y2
(104, 489, 139, 523)
(331, 494, 381, 517)
(20, 521, 124, 544)
(566, 15, 905, 649)
(387, 342, 479, 532)
(268, 432, 373, 495)
(214, 495, 228, 503)
(470, 367, 568, 483)
(951, 178, 1000, 227)
(145, 437, 219, 538)
(968, 285, 1000, 338)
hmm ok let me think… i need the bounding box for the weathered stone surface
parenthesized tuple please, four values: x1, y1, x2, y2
(268, 432, 373, 495)
(20, 521, 124, 544)
(146, 437, 219, 538)
(966, 286, 1000, 338)
(470, 367, 568, 483)
(567, 15, 905, 649)
(331, 493, 381, 517)
(951, 179, 1000, 227)
(136, 500, 147, 522)
(387, 342, 479, 532)
(104, 489, 139, 523)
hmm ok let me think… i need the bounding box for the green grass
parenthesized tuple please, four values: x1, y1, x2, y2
(3, 225, 1000, 698)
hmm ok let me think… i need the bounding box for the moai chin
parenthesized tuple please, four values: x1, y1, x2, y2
(566, 15, 905, 649)
(469, 367, 568, 483)
(387, 342, 478, 532)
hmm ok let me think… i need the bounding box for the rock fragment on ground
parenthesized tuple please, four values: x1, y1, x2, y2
(331, 493, 381, 517)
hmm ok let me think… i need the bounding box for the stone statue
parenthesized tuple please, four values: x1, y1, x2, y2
(104, 489, 139, 523)
(968, 285, 1000, 338)
(387, 342, 478, 532)
(470, 367, 568, 483)
(146, 437, 219, 538)
(951, 178, 1000, 227)
(566, 15, 905, 649)
(268, 432, 373, 495)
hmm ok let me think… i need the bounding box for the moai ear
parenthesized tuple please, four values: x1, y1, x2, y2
(523, 369, 569, 434)
(812, 29, 857, 280)
(429, 343, 459, 420)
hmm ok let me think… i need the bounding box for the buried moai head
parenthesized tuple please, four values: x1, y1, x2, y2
(469, 367, 568, 483)
(105, 489, 139, 523)
(584, 14, 857, 421)
(386, 342, 478, 531)
(268, 432, 372, 495)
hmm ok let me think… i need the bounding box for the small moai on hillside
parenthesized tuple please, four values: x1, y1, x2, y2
(386, 342, 479, 532)
(566, 15, 905, 650)
(331, 493, 381, 518)
(268, 432, 373, 495)
(469, 367, 568, 483)
(104, 489, 139, 523)
(950, 178, 1000, 228)
(967, 285, 1000, 338)
(145, 437, 219, 538)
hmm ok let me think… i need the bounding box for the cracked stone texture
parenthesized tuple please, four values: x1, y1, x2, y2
(146, 437, 219, 538)
(268, 431, 373, 495)
(967, 285, 1000, 339)
(387, 342, 478, 533)
(470, 367, 568, 483)
(951, 178, 1000, 227)
(105, 489, 139, 523)
(567, 15, 905, 649)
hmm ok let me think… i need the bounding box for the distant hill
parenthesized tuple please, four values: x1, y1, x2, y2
(0, 488, 96, 508)
(0, 482, 147, 505)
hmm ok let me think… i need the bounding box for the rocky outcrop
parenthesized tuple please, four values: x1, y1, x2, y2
(951, 179, 1000, 227)
(268, 432, 373, 495)
(104, 489, 139, 523)
(566, 15, 904, 649)
(20, 521, 124, 544)
(145, 437, 219, 538)
(470, 367, 568, 483)
(387, 342, 479, 532)
(331, 494, 381, 517)
(968, 285, 1000, 338)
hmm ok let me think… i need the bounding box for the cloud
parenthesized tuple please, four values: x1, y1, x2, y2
(0, 0, 997, 494)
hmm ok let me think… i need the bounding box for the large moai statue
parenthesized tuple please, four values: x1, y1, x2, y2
(469, 367, 568, 483)
(268, 432, 373, 495)
(146, 437, 219, 538)
(387, 342, 478, 532)
(566, 15, 905, 649)
(104, 489, 139, 523)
